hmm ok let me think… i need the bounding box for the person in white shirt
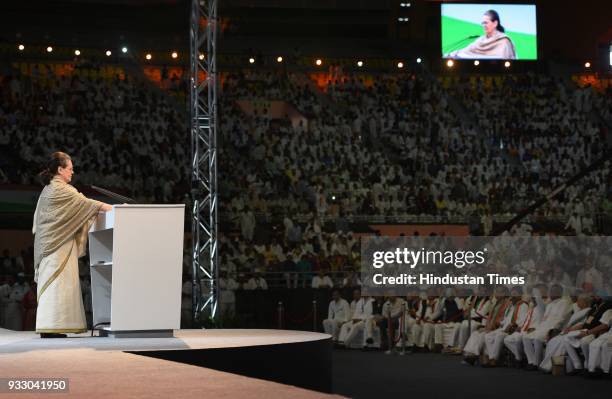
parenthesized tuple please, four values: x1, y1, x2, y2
(463, 286, 511, 362)
(219, 271, 240, 317)
(323, 290, 351, 342)
(419, 289, 444, 351)
(311, 270, 334, 289)
(569, 302, 612, 374)
(454, 289, 494, 352)
(503, 293, 542, 365)
(338, 293, 372, 348)
(537, 294, 593, 372)
(244, 272, 268, 290)
(381, 296, 406, 354)
(576, 260, 604, 293)
(341, 270, 362, 288)
(3, 274, 29, 331)
(483, 287, 528, 366)
(522, 285, 572, 370)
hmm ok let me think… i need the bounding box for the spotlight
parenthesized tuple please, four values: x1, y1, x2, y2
(74, 49, 81, 56)
(397, 17, 409, 22)
(145, 53, 152, 60)
(397, 62, 404, 69)
(474, 60, 480, 66)
(400, 2, 411, 7)
(315, 59, 322, 66)
(357, 60, 363, 67)
(171, 51, 178, 59)
(46, 46, 53, 53)
(105, 50, 112, 56)
(504, 61, 511, 68)
(277, 56, 283, 63)
(447, 59, 454, 68)
(199, 53, 205, 60)
(416, 57, 422, 64)
(249, 57, 255, 64)
(121, 47, 128, 54)
(585, 61, 591, 68)
(18, 44, 25, 51)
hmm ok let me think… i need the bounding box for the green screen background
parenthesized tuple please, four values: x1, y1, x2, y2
(441, 15, 538, 60)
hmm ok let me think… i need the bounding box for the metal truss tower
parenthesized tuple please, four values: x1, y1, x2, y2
(190, 0, 218, 323)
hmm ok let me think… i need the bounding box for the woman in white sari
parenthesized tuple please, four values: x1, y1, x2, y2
(33, 152, 112, 338)
(446, 10, 517, 60)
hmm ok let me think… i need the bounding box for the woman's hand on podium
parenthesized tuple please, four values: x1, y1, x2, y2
(101, 203, 113, 212)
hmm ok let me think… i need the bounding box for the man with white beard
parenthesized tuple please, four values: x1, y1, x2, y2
(323, 290, 350, 342)
(522, 284, 572, 370)
(539, 294, 595, 372)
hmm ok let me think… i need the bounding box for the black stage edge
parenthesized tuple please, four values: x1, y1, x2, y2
(128, 336, 333, 393)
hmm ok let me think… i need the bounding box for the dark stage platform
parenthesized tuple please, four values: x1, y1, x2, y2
(0, 328, 336, 398)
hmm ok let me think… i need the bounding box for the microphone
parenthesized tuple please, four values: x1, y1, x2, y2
(91, 185, 136, 204)
(443, 35, 480, 55)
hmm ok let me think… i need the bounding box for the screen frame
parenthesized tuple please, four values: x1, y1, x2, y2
(439, 2, 540, 62)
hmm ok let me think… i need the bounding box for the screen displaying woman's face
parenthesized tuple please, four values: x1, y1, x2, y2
(481, 15, 497, 36)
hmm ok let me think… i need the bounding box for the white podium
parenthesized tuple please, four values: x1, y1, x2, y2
(88, 204, 185, 338)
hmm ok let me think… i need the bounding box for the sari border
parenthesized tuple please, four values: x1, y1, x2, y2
(37, 240, 75, 302)
(35, 328, 87, 333)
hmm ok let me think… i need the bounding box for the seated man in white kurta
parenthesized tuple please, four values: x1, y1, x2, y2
(522, 285, 572, 370)
(322, 289, 350, 342)
(33, 152, 112, 338)
(539, 294, 593, 372)
(338, 295, 372, 347)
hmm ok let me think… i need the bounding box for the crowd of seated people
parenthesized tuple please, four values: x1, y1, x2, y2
(219, 69, 609, 234)
(321, 262, 612, 379)
(0, 65, 190, 203)
(447, 73, 610, 218)
(1, 63, 609, 225)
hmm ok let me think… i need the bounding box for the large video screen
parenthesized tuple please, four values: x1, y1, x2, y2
(442, 3, 538, 60)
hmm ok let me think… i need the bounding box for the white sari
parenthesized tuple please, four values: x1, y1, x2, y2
(35, 238, 87, 333)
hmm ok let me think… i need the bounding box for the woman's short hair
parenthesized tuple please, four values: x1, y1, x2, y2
(39, 152, 71, 185)
(484, 9, 505, 33)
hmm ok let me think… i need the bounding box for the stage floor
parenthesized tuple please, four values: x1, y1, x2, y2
(0, 328, 337, 398)
(0, 328, 329, 353)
